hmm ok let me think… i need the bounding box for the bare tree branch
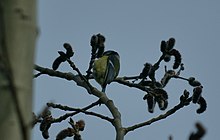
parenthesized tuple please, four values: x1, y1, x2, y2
(34, 35, 206, 140)
(114, 77, 150, 93)
(34, 64, 125, 140)
(34, 65, 91, 91)
(47, 102, 113, 123)
(124, 97, 192, 134)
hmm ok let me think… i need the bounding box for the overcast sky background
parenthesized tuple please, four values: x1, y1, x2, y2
(33, 1, 220, 140)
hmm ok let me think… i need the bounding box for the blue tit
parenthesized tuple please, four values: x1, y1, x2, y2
(92, 50, 120, 92)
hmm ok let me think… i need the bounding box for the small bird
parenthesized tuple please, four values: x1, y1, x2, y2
(92, 50, 120, 92)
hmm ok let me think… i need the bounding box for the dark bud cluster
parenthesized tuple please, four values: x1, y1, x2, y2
(180, 90, 190, 105)
(164, 54, 171, 62)
(143, 93, 155, 113)
(143, 88, 168, 113)
(196, 96, 207, 114)
(166, 38, 175, 51)
(63, 43, 74, 58)
(160, 70, 176, 87)
(189, 122, 206, 140)
(179, 87, 206, 114)
(139, 62, 152, 79)
(169, 49, 182, 69)
(90, 33, 106, 58)
(186, 77, 206, 113)
(52, 43, 74, 70)
(188, 77, 201, 87)
(160, 40, 167, 53)
(160, 38, 182, 69)
(160, 38, 175, 53)
(191, 86, 206, 114)
(139, 62, 157, 84)
(56, 128, 75, 140)
(192, 86, 203, 103)
(56, 118, 85, 140)
(75, 120, 86, 131)
(153, 88, 168, 111)
(39, 109, 53, 139)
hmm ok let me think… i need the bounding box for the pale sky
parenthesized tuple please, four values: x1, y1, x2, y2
(33, 1, 220, 140)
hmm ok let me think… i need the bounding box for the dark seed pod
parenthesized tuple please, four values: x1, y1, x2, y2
(166, 38, 175, 51)
(153, 88, 168, 99)
(63, 43, 74, 58)
(143, 94, 155, 113)
(180, 90, 190, 104)
(96, 45, 105, 58)
(179, 95, 185, 103)
(188, 77, 195, 82)
(196, 96, 207, 114)
(90, 34, 105, 58)
(40, 116, 52, 131)
(52, 51, 67, 70)
(192, 80, 201, 87)
(40, 107, 51, 119)
(76, 120, 85, 131)
(56, 128, 74, 140)
(74, 134, 82, 140)
(97, 34, 105, 45)
(160, 40, 167, 53)
(192, 86, 203, 103)
(58, 51, 67, 58)
(189, 122, 206, 140)
(40, 108, 52, 139)
(42, 130, 49, 139)
(169, 49, 182, 69)
(188, 77, 202, 87)
(163, 100, 168, 110)
(164, 54, 171, 62)
(39, 119, 48, 131)
(139, 63, 152, 79)
(161, 70, 175, 87)
(180, 63, 185, 71)
(183, 89, 190, 98)
(96, 34, 105, 58)
(91, 34, 105, 48)
(40, 116, 52, 139)
(90, 34, 99, 49)
(157, 99, 168, 110)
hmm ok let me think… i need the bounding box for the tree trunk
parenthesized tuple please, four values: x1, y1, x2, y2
(0, 0, 37, 140)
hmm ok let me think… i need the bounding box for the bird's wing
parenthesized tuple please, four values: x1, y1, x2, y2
(103, 56, 117, 86)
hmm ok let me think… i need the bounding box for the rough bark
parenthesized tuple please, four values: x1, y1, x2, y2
(0, 0, 37, 139)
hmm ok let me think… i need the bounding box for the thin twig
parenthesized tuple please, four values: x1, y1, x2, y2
(66, 58, 95, 93)
(124, 97, 192, 134)
(114, 77, 150, 93)
(41, 100, 101, 123)
(86, 48, 96, 79)
(173, 75, 189, 81)
(35, 65, 75, 80)
(34, 72, 43, 78)
(47, 102, 113, 123)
